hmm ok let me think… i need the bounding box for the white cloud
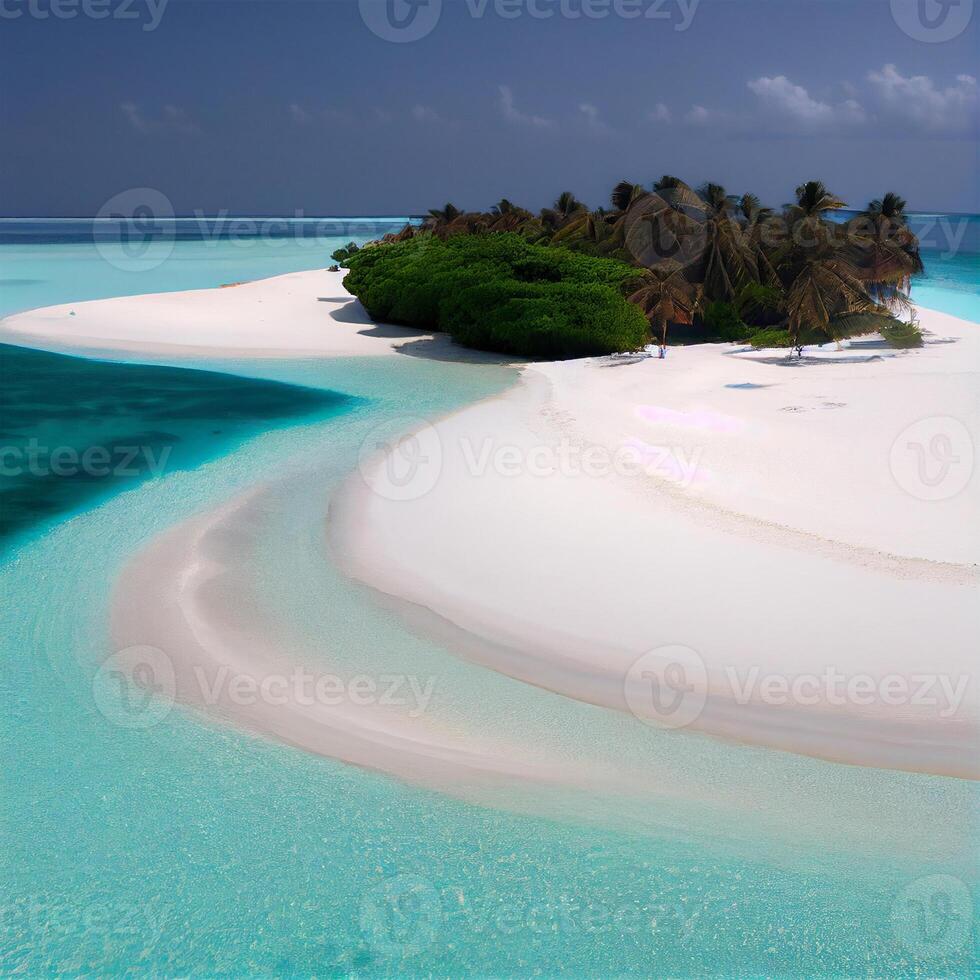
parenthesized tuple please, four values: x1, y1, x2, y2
(121, 102, 197, 135)
(411, 104, 444, 123)
(120, 101, 148, 133)
(288, 103, 311, 125)
(289, 104, 348, 125)
(641, 64, 973, 140)
(578, 101, 609, 133)
(746, 74, 868, 129)
(685, 104, 713, 125)
(839, 98, 866, 125)
(746, 75, 836, 124)
(867, 64, 978, 135)
(497, 85, 554, 128)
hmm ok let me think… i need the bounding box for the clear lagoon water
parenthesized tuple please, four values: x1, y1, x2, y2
(0, 217, 417, 319)
(0, 219, 977, 977)
(834, 210, 980, 323)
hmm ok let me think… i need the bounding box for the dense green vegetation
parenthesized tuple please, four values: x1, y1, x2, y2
(354, 181, 925, 357)
(343, 234, 649, 358)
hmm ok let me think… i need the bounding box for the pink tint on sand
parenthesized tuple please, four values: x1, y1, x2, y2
(636, 404, 743, 433)
(623, 437, 712, 486)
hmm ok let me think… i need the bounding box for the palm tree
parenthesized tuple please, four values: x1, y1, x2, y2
(550, 191, 586, 219)
(697, 182, 736, 215)
(787, 180, 847, 219)
(867, 192, 908, 222)
(785, 250, 882, 353)
(691, 182, 758, 301)
(850, 192, 923, 309)
(490, 198, 519, 216)
(627, 267, 702, 348)
(539, 191, 588, 233)
(486, 199, 533, 232)
(782, 180, 847, 252)
(699, 217, 758, 302)
(737, 193, 766, 224)
(610, 180, 645, 212)
(653, 175, 692, 192)
(736, 193, 780, 288)
(427, 203, 461, 225)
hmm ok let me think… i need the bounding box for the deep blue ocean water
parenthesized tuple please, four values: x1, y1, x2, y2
(0, 343, 353, 549)
(0, 218, 977, 977)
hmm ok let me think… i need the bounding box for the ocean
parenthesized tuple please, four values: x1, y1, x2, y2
(0, 217, 976, 977)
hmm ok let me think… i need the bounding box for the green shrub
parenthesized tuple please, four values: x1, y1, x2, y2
(880, 317, 924, 348)
(330, 241, 360, 266)
(343, 234, 648, 358)
(734, 282, 784, 326)
(748, 328, 793, 349)
(702, 301, 753, 342)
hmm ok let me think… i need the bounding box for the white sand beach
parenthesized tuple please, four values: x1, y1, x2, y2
(0, 269, 440, 359)
(5, 270, 975, 790)
(334, 306, 979, 779)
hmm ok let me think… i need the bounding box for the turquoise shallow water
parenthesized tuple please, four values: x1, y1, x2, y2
(0, 218, 415, 318)
(1, 220, 977, 976)
(912, 249, 980, 322)
(833, 211, 980, 323)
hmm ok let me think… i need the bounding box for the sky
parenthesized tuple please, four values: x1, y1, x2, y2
(1, 0, 978, 216)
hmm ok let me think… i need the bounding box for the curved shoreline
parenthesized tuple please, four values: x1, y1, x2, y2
(7, 269, 977, 809)
(330, 305, 979, 780)
(108, 449, 977, 863)
(109, 485, 613, 803)
(0, 269, 445, 361)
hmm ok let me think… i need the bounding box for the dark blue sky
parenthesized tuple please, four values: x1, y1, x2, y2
(2, 0, 977, 215)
